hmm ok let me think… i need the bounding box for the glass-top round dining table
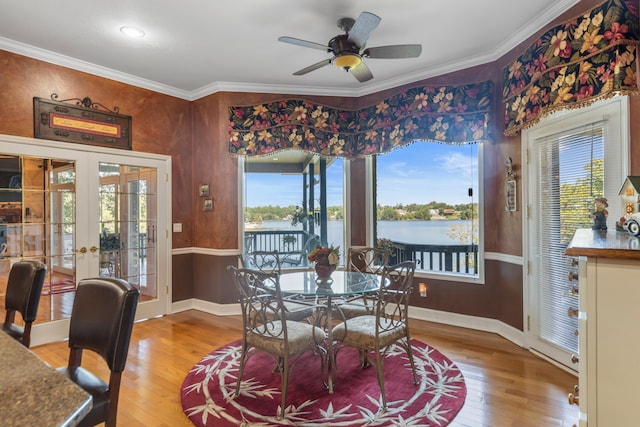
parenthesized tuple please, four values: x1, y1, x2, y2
(278, 269, 384, 297)
(277, 269, 385, 394)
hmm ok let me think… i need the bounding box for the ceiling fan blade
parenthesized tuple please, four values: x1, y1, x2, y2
(347, 11, 381, 48)
(364, 44, 422, 59)
(278, 36, 329, 51)
(293, 59, 332, 76)
(349, 62, 373, 82)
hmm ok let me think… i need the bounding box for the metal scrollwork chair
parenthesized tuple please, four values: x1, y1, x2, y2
(228, 266, 326, 418)
(331, 261, 418, 412)
(335, 247, 389, 319)
(2, 260, 47, 348)
(238, 251, 316, 322)
(57, 278, 140, 427)
(347, 247, 389, 275)
(238, 250, 282, 273)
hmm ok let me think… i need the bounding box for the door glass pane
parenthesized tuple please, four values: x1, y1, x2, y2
(0, 155, 77, 324)
(99, 163, 157, 302)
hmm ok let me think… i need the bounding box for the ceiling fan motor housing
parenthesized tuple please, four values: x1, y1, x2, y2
(329, 35, 361, 71)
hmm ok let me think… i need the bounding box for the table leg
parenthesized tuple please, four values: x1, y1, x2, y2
(326, 295, 335, 394)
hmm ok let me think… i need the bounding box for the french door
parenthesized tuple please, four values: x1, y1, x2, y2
(524, 98, 627, 369)
(0, 135, 171, 345)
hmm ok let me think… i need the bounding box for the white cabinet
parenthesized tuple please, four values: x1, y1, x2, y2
(567, 229, 640, 427)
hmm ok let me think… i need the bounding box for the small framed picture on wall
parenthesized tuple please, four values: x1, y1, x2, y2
(203, 198, 213, 212)
(199, 183, 210, 197)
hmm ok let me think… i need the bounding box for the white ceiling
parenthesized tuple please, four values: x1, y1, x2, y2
(0, 0, 579, 100)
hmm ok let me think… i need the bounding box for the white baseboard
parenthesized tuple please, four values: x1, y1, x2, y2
(174, 298, 525, 348)
(408, 305, 525, 347)
(172, 298, 241, 316)
(171, 299, 196, 313)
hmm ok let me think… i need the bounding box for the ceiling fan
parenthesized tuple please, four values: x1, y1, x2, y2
(278, 11, 422, 82)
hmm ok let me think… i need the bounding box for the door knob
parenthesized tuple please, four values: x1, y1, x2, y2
(76, 247, 87, 254)
(90, 246, 98, 253)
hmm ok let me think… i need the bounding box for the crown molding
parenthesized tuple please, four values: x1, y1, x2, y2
(0, 37, 193, 100)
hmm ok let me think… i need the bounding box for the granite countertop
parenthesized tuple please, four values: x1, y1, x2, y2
(0, 332, 92, 427)
(566, 228, 640, 259)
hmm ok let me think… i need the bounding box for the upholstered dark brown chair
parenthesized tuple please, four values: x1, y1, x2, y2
(2, 260, 47, 348)
(57, 278, 139, 427)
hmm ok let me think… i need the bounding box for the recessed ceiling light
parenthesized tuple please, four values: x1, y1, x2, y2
(120, 26, 145, 38)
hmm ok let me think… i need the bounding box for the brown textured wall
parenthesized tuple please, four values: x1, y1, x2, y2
(0, 50, 194, 251)
(172, 254, 194, 302)
(349, 158, 367, 247)
(193, 254, 238, 304)
(408, 261, 523, 329)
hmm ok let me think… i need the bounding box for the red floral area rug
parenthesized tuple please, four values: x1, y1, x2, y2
(181, 339, 466, 426)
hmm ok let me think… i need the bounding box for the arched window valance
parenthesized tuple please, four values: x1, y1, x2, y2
(503, 0, 640, 136)
(228, 81, 492, 158)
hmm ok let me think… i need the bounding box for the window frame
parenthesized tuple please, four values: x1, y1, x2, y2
(366, 143, 485, 284)
(238, 155, 349, 268)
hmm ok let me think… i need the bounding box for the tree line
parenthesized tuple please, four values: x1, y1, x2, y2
(245, 202, 477, 223)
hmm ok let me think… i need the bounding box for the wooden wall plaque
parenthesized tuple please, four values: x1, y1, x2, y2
(34, 95, 132, 150)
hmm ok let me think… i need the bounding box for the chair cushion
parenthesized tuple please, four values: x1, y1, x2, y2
(282, 301, 315, 321)
(57, 366, 110, 425)
(247, 320, 325, 356)
(249, 301, 314, 322)
(332, 315, 406, 349)
(334, 301, 374, 320)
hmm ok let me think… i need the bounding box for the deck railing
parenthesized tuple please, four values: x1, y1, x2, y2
(244, 230, 319, 267)
(245, 230, 478, 274)
(390, 241, 478, 274)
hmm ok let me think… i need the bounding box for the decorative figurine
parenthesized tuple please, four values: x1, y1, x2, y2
(591, 197, 608, 230)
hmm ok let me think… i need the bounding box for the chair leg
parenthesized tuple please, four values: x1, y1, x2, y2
(359, 349, 370, 368)
(373, 349, 387, 411)
(278, 354, 289, 419)
(403, 338, 418, 384)
(235, 344, 249, 397)
(105, 372, 122, 427)
(22, 322, 33, 348)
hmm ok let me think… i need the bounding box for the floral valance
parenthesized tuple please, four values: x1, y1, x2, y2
(228, 81, 492, 158)
(503, 0, 640, 136)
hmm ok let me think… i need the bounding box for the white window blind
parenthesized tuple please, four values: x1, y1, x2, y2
(533, 123, 604, 355)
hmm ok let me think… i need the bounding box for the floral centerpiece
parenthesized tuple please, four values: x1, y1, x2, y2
(308, 244, 340, 279)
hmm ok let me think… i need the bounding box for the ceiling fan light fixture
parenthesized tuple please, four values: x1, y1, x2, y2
(333, 53, 362, 71)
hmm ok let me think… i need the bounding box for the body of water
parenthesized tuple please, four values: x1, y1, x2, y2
(249, 219, 476, 249)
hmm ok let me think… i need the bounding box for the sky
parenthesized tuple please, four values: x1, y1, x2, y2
(245, 142, 478, 208)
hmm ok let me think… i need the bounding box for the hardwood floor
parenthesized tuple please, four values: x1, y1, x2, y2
(31, 310, 579, 427)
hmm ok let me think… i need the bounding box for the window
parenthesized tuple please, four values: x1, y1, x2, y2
(375, 142, 481, 279)
(242, 152, 345, 268)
